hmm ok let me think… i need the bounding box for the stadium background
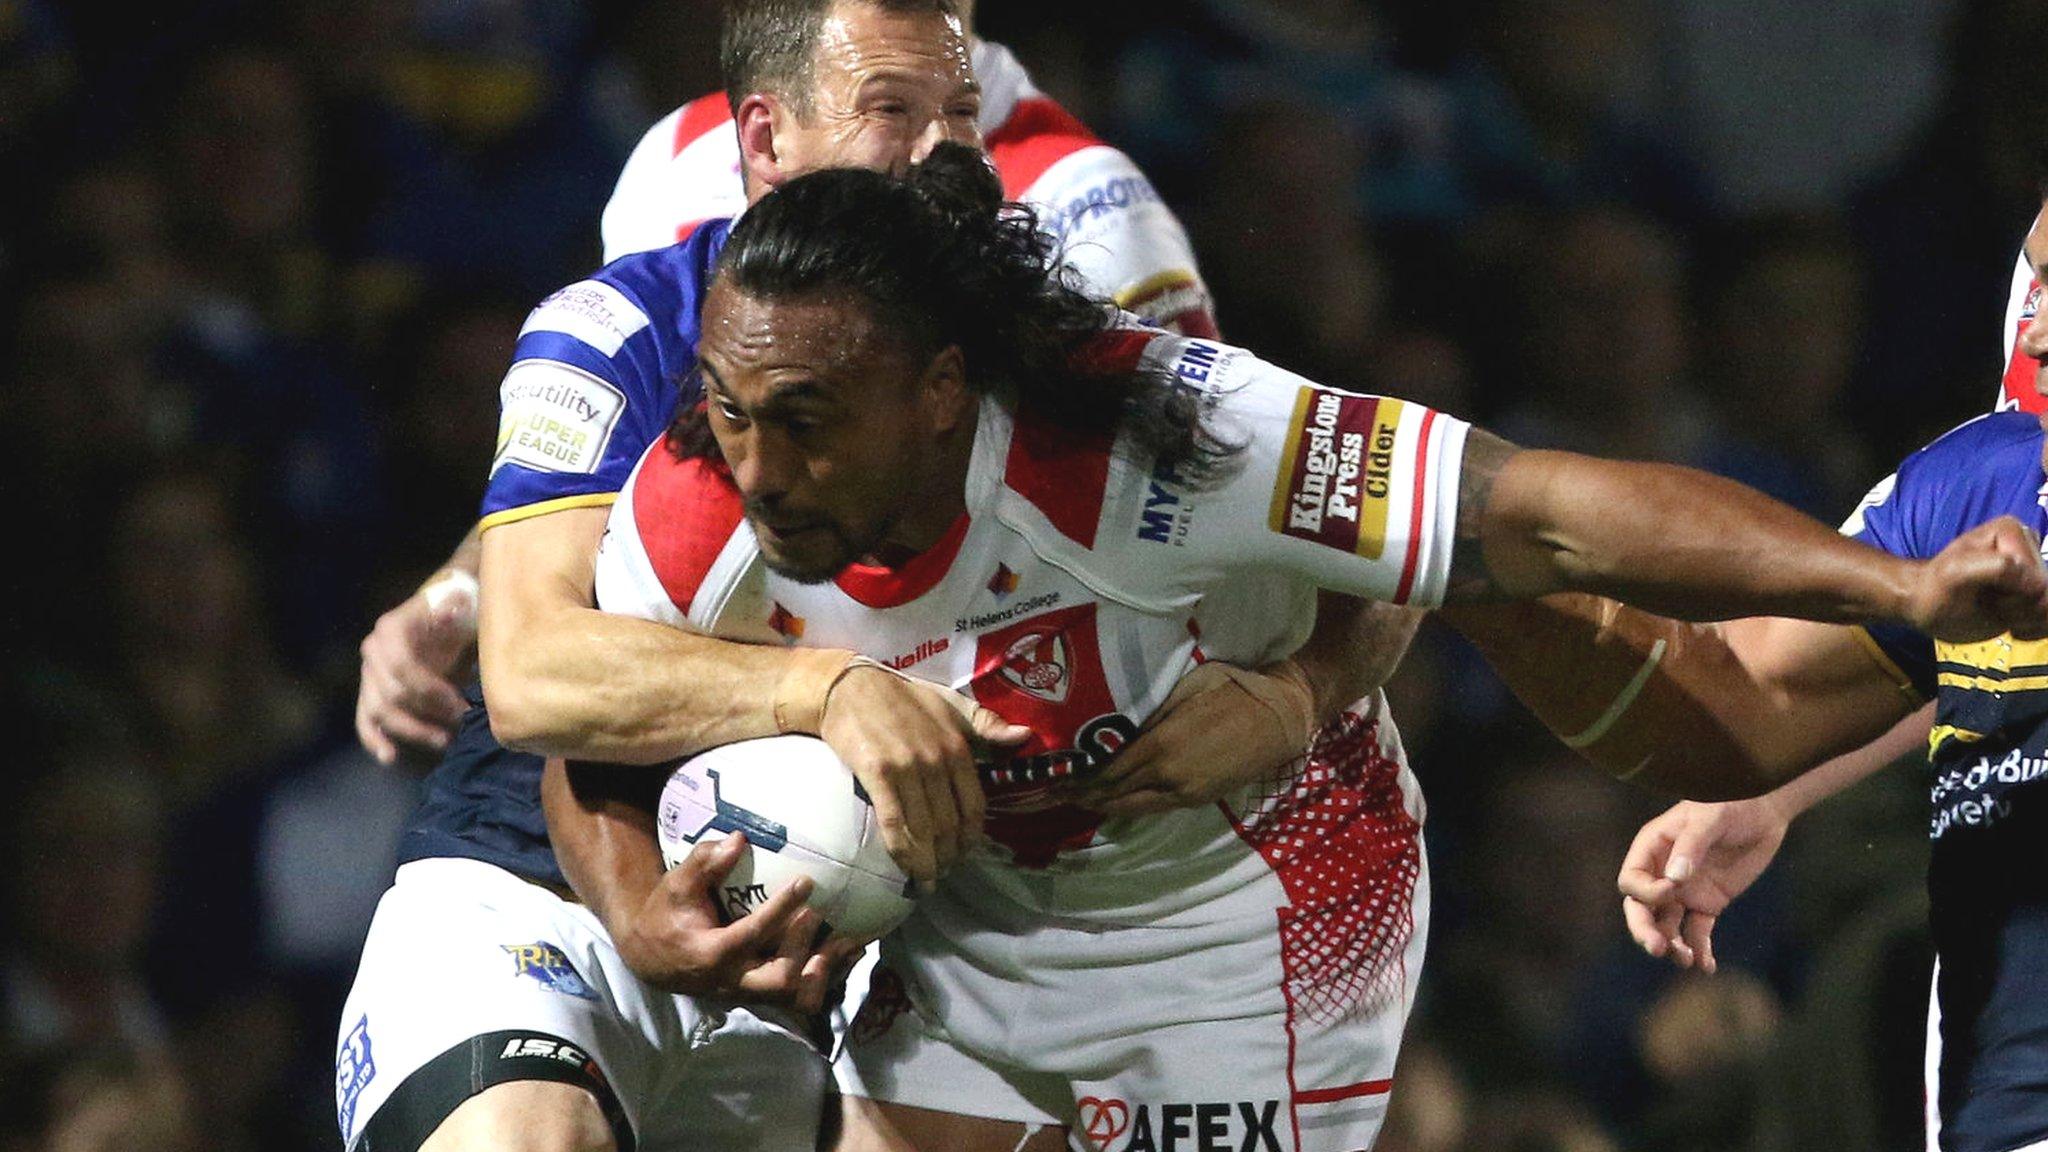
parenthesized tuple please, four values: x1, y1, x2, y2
(2, 0, 2038, 1147)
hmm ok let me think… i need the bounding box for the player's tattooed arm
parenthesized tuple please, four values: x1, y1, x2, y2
(1444, 428, 1522, 603)
(1437, 429, 2048, 641)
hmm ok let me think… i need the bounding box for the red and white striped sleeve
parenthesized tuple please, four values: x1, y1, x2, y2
(1096, 334, 1470, 609)
(991, 95, 1217, 338)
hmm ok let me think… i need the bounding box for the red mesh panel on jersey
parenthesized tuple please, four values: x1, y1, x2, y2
(986, 96, 1102, 198)
(630, 443, 745, 615)
(1224, 711, 1421, 1028)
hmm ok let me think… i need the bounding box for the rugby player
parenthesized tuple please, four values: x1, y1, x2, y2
(562, 146, 2048, 1152)
(353, 0, 1418, 773)
(1442, 196, 2048, 1152)
(337, 2, 1411, 1148)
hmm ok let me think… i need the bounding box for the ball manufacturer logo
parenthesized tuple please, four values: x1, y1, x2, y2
(998, 628, 1071, 703)
(1078, 1096, 1131, 1149)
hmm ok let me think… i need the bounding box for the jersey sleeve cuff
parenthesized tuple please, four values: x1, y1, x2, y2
(1847, 624, 1928, 704)
(477, 492, 620, 533)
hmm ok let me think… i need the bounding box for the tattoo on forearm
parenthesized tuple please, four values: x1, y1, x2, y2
(1445, 429, 1518, 602)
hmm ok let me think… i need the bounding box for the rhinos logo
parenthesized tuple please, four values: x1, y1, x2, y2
(503, 943, 600, 1002)
(998, 628, 1070, 703)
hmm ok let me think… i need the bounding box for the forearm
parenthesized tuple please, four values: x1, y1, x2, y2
(542, 758, 664, 931)
(1292, 594, 1424, 719)
(1470, 449, 1915, 625)
(1442, 596, 1905, 799)
(1766, 701, 1934, 815)
(482, 605, 855, 764)
(429, 523, 483, 583)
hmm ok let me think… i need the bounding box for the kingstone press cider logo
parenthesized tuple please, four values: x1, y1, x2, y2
(1269, 386, 1400, 557)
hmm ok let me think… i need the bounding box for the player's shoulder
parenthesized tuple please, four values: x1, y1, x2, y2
(1899, 410, 2043, 504)
(603, 93, 743, 260)
(979, 44, 1106, 200)
(531, 219, 735, 357)
(616, 439, 750, 616)
(1852, 410, 2045, 550)
(592, 217, 735, 299)
(1915, 408, 2042, 462)
(988, 328, 1261, 590)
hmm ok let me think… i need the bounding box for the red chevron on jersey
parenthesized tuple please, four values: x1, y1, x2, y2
(630, 446, 744, 615)
(998, 329, 1158, 550)
(986, 96, 1102, 199)
(1005, 407, 1115, 549)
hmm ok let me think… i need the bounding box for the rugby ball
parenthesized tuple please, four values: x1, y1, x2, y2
(656, 735, 915, 941)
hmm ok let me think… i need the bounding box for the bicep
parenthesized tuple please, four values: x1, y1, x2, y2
(1717, 614, 1923, 766)
(1724, 614, 1919, 705)
(478, 506, 612, 661)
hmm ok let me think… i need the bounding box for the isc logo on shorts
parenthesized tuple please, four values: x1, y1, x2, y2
(501, 1035, 593, 1065)
(1077, 1095, 1282, 1152)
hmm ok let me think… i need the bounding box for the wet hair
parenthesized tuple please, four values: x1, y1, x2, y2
(677, 141, 1238, 484)
(721, 0, 959, 117)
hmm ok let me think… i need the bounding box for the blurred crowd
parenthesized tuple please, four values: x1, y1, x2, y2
(3, 0, 2039, 1148)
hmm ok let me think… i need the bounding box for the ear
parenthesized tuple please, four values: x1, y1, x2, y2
(919, 345, 971, 433)
(735, 93, 796, 197)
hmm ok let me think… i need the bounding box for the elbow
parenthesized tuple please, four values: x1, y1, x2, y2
(479, 644, 580, 756)
(484, 681, 558, 755)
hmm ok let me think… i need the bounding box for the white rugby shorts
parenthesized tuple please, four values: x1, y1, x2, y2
(335, 857, 826, 1151)
(836, 712, 1429, 1152)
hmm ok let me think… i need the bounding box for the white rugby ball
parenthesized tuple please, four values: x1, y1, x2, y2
(656, 735, 915, 941)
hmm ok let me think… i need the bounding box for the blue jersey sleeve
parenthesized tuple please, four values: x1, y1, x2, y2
(1840, 412, 2048, 698)
(479, 221, 731, 530)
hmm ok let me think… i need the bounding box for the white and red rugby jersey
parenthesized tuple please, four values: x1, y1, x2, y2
(1997, 217, 2043, 413)
(599, 41, 1217, 335)
(593, 332, 1468, 868)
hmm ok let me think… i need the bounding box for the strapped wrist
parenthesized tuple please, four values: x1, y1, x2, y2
(418, 568, 481, 612)
(1220, 659, 1319, 753)
(773, 649, 875, 734)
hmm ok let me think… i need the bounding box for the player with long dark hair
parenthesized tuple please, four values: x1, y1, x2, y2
(566, 143, 2048, 1152)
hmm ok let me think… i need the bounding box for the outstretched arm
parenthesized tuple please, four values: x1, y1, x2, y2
(1611, 704, 1931, 971)
(1445, 431, 2048, 640)
(1441, 593, 1922, 799)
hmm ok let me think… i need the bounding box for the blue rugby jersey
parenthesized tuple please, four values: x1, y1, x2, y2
(1847, 409, 2048, 1152)
(397, 219, 732, 887)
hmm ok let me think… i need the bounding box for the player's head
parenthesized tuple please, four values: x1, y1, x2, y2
(682, 143, 1233, 583)
(722, 0, 980, 202)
